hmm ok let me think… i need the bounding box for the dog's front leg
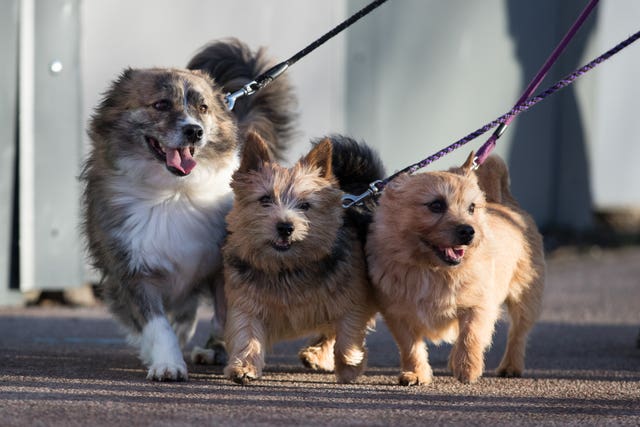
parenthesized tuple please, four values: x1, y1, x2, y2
(122, 282, 188, 381)
(140, 317, 189, 381)
(384, 315, 433, 386)
(223, 307, 266, 385)
(449, 306, 498, 383)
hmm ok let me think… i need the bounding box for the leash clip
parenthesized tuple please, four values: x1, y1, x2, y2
(471, 156, 480, 171)
(225, 81, 258, 111)
(341, 180, 382, 209)
(225, 63, 289, 110)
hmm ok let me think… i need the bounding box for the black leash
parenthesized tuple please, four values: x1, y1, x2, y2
(225, 0, 389, 110)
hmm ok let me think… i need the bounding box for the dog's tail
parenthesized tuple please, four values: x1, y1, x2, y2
(322, 135, 386, 240)
(187, 38, 297, 161)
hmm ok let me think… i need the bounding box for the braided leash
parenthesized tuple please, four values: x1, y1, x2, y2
(342, 29, 640, 208)
(225, 0, 389, 110)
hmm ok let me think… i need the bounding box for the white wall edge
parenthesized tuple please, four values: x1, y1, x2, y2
(19, 0, 35, 292)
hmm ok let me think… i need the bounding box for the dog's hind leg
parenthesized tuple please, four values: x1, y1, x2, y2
(497, 277, 543, 378)
(298, 332, 336, 372)
(333, 308, 376, 384)
(191, 275, 228, 365)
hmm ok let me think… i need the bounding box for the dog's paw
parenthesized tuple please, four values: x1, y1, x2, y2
(451, 365, 482, 384)
(450, 353, 482, 383)
(147, 361, 188, 382)
(190, 345, 228, 365)
(204, 337, 228, 365)
(453, 372, 478, 384)
(449, 346, 483, 384)
(299, 346, 335, 372)
(191, 346, 215, 365)
(398, 370, 432, 386)
(224, 365, 258, 386)
(496, 364, 523, 378)
(335, 364, 363, 384)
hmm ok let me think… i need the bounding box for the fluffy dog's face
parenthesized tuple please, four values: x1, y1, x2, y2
(378, 155, 486, 268)
(227, 133, 343, 270)
(89, 68, 237, 177)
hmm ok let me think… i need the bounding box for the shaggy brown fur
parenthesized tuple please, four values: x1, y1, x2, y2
(367, 152, 544, 385)
(222, 133, 380, 385)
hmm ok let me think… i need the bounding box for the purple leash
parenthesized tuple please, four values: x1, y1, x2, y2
(343, 9, 640, 208)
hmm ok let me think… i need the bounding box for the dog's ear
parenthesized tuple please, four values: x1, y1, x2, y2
(304, 138, 333, 179)
(239, 131, 271, 173)
(460, 151, 476, 176)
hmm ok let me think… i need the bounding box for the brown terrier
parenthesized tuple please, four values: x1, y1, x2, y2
(366, 153, 544, 385)
(222, 133, 383, 385)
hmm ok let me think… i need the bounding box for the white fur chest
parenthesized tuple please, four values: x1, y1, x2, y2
(108, 161, 237, 295)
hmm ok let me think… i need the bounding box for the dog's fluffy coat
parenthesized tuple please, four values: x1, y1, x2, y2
(81, 39, 295, 381)
(222, 133, 384, 384)
(367, 153, 544, 385)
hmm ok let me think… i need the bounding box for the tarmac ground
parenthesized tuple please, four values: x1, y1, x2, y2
(1, 247, 639, 426)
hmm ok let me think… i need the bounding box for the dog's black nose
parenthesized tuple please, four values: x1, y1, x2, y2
(456, 224, 475, 244)
(183, 124, 204, 143)
(276, 222, 294, 237)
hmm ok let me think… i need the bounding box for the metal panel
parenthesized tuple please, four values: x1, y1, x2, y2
(0, 0, 20, 304)
(592, 1, 640, 209)
(20, 0, 83, 291)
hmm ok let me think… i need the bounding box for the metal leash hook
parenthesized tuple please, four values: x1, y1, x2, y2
(225, 81, 257, 110)
(341, 180, 382, 209)
(471, 157, 480, 171)
(223, 0, 389, 110)
(225, 62, 290, 110)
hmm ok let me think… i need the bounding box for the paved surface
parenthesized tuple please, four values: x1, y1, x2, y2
(1, 247, 639, 426)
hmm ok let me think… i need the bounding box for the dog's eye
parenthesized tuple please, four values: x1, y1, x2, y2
(426, 199, 447, 214)
(297, 202, 311, 211)
(199, 104, 208, 114)
(259, 195, 273, 207)
(152, 100, 172, 111)
(468, 203, 476, 215)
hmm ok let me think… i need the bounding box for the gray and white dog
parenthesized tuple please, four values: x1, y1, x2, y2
(81, 39, 296, 381)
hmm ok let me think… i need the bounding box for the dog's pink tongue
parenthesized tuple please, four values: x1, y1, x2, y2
(166, 147, 196, 174)
(444, 247, 465, 260)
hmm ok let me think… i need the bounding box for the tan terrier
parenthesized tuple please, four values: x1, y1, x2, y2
(366, 153, 544, 385)
(222, 132, 383, 385)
